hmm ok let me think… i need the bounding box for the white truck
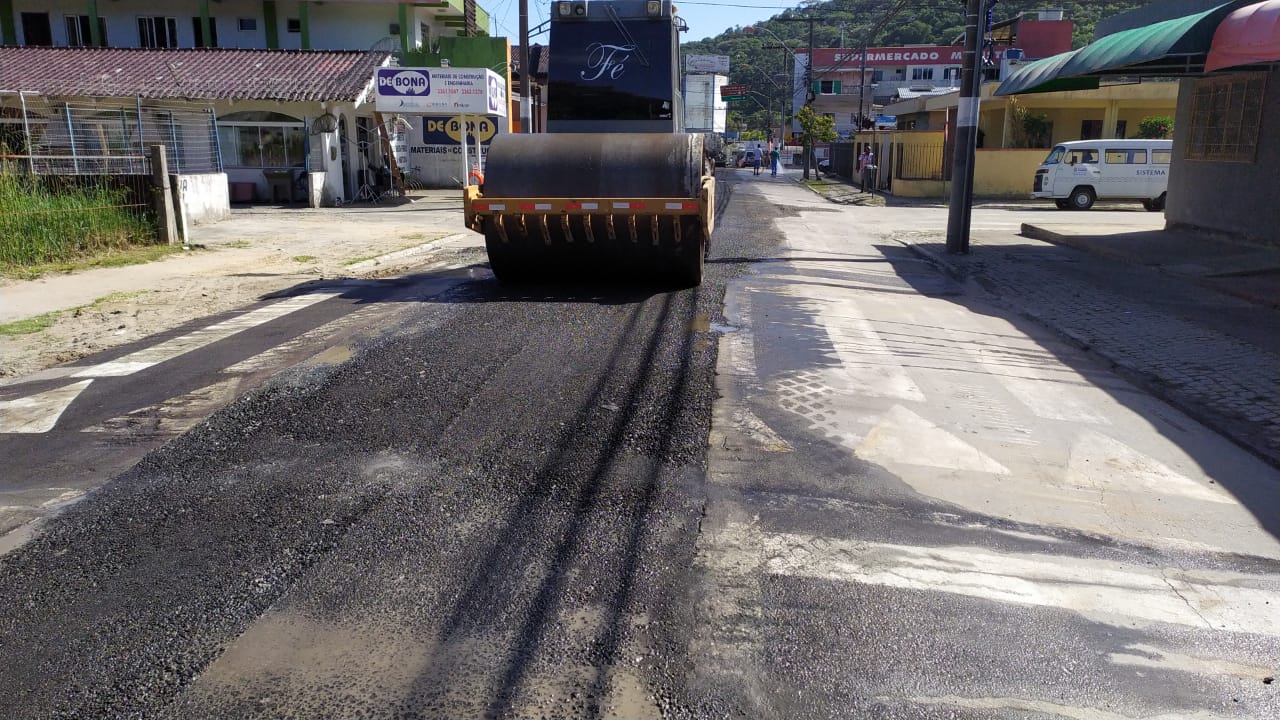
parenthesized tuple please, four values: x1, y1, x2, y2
(1031, 138, 1172, 211)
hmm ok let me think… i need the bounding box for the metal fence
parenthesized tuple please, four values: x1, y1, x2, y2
(0, 93, 220, 176)
(0, 94, 216, 262)
(895, 140, 950, 181)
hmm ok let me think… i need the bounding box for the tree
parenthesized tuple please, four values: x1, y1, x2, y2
(1006, 98, 1052, 148)
(1137, 115, 1174, 139)
(795, 105, 837, 176)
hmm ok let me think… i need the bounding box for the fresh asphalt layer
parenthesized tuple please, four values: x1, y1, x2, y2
(0, 168, 1277, 719)
(0, 173, 746, 718)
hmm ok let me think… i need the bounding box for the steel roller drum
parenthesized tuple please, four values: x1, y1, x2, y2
(482, 133, 704, 199)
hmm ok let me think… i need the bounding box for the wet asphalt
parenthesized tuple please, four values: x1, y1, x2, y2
(0, 171, 767, 719)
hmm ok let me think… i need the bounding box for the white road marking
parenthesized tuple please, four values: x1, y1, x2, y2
(756, 530, 1280, 636)
(1108, 643, 1276, 681)
(72, 292, 340, 378)
(886, 694, 1241, 720)
(0, 380, 93, 433)
(0, 365, 84, 389)
(857, 404, 1010, 475)
(80, 378, 241, 437)
(1000, 374, 1114, 425)
(223, 306, 374, 374)
(801, 297, 925, 402)
(1067, 430, 1234, 504)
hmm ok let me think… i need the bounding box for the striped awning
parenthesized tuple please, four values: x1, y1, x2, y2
(996, 1, 1260, 96)
(1206, 0, 1280, 71)
(1057, 1, 1254, 77)
(995, 50, 1100, 96)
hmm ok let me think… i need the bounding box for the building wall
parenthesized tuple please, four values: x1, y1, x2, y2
(307, 4, 400, 51)
(175, 172, 231, 225)
(1096, 0, 1224, 38)
(6, 0, 460, 50)
(973, 149, 1045, 196)
(1166, 71, 1280, 245)
(1014, 19, 1073, 58)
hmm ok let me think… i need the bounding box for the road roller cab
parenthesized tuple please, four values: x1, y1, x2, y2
(464, 0, 716, 286)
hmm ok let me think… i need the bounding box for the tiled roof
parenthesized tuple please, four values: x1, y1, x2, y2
(0, 47, 391, 102)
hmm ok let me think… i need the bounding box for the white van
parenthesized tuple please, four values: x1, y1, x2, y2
(1032, 139, 1172, 211)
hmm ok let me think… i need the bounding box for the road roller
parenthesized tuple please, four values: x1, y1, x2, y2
(463, 0, 715, 286)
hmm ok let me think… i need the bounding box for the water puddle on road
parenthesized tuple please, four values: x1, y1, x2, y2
(690, 313, 738, 335)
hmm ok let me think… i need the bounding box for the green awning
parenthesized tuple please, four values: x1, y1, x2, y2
(994, 50, 1100, 96)
(1058, 1, 1254, 77)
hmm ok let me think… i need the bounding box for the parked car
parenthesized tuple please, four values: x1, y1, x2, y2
(740, 149, 757, 168)
(1031, 138, 1172, 211)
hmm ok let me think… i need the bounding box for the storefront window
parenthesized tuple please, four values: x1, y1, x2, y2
(217, 112, 306, 168)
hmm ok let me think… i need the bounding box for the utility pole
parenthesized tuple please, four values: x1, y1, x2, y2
(777, 15, 821, 179)
(764, 44, 795, 145)
(518, 0, 531, 133)
(946, 0, 983, 253)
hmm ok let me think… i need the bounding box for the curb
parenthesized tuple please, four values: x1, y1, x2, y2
(1019, 223, 1145, 264)
(1020, 223, 1278, 308)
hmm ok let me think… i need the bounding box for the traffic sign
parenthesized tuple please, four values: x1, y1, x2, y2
(720, 84, 747, 101)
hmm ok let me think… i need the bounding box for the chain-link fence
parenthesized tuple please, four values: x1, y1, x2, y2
(0, 94, 218, 266)
(0, 93, 219, 176)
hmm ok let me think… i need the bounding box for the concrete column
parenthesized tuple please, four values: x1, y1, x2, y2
(0, 0, 17, 46)
(150, 145, 179, 246)
(263, 1, 279, 49)
(1000, 104, 1013, 148)
(87, 0, 102, 46)
(399, 3, 410, 55)
(1103, 100, 1121, 139)
(299, 1, 310, 50)
(199, 0, 212, 48)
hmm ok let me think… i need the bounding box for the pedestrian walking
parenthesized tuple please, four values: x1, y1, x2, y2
(857, 147, 872, 174)
(858, 148, 876, 193)
(770, 147, 780, 177)
(752, 150, 762, 176)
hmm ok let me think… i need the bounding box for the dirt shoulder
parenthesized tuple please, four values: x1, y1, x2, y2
(1, 200, 481, 379)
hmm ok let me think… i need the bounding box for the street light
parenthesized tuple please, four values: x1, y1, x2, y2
(745, 26, 801, 145)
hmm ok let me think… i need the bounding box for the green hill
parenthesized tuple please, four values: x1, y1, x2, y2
(682, 0, 1149, 132)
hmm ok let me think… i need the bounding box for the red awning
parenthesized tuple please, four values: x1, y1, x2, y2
(1206, 0, 1280, 71)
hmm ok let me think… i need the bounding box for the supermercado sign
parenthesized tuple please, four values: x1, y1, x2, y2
(374, 67, 507, 116)
(806, 46, 965, 68)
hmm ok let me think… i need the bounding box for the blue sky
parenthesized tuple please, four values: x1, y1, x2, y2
(484, 0, 795, 46)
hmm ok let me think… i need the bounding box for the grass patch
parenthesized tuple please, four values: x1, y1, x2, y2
(0, 290, 155, 337)
(90, 290, 151, 307)
(222, 239, 252, 249)
(0, 168, 173, 278)
(292, 255, 318, 263)
(0, 170, 157, 267)
(0, 311, 61, 336)
(2, 243, 182, 280)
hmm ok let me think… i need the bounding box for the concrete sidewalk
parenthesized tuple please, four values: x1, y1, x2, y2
(1020, 221, 1280, 308)
(900, 218, 1280, 468)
